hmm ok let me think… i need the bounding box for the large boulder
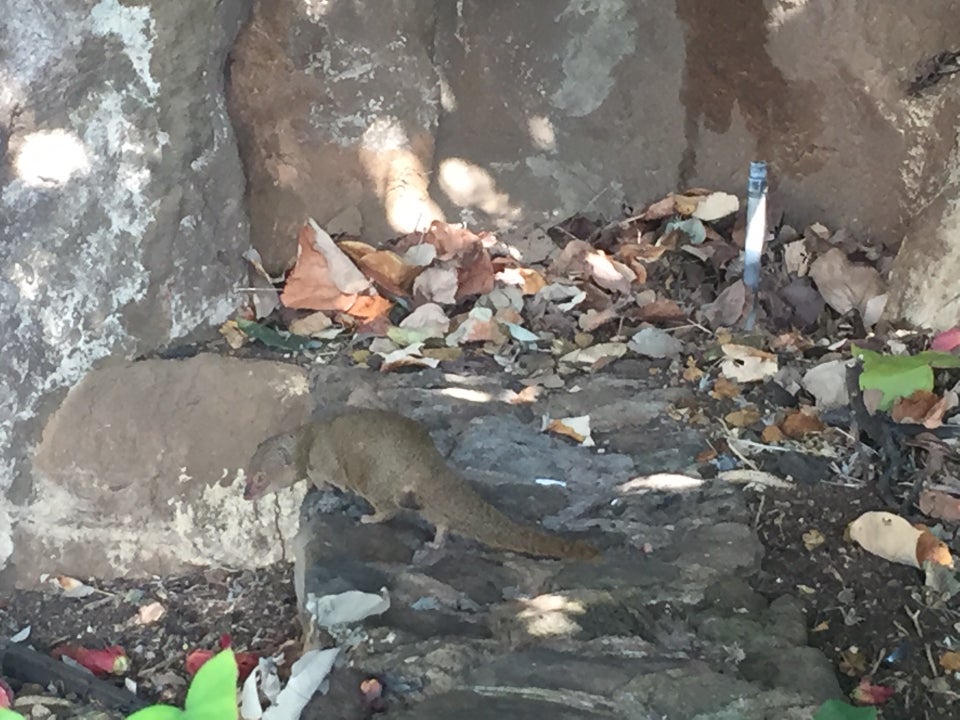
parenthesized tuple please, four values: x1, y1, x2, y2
(0, 1, 253, 510)
(229, 1, 960, 277)
(5, 355, 311, 588)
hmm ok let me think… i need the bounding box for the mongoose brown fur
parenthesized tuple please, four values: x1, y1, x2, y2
(244, 408, 598, 560)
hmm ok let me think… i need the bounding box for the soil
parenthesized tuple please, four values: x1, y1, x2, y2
(749, 481, 960, 720)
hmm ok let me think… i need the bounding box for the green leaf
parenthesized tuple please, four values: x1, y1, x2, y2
(183, 649, 238, 720)
(0, 709, 27, 720)
(236, 319, 322, 353)
(852, 344, 938, 411)
(126, 706, 185, 720)
(813, 699, 878, 720)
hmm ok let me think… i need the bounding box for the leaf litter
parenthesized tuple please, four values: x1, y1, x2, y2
(14, 185, 960, 718)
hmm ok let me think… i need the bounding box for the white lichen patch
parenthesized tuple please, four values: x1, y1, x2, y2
(89, 0, 159, 97)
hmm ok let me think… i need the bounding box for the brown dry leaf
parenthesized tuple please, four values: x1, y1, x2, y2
(413, 266, 459, 305)
(420, 346, 463, 362)
(802, 529, 826, 551)
(456, 244, 496, 299)
(848, 511, 953, 569)
(338, 239, 377, 262)
(446, 307, 506, 346)
(639, 194, 676, 220)
(770, 331, 814, 352)
(634, 298, 687, 323)
(702, 280, 748, 328)
(288, 311, 333, 337)
(720, 344, 778, 383)
(917, 529, 954, 568)
(545, 416, 595, 447)
(724, 406, 761, 427)
(549, 239, 592, 276)
(780, 409, 825, 439)
(379, 343, 441, 372)
(281, 222, 365, 311)
(138, 602, 166, 625)
(424, 220, 483, 260)
(683, 357, 705, 382)
(357, 250, 422, 296)
(891, 390, 947, 429)
(585, 251, 632, 294)
(696, 446, 718, 463)
(918, 489, 960, 522)
(219, 320, 247, 350)
(673, 193, 701, 216)
(808, 247, 885, 323)
(620, 243, 668, 264)
(940, 652, 960, 673)
(497, 266, 547, 295)
(579, 307, 619, 332)
(711, 377, 740, 399)
(839, 648, 868, 677)
(761, 424, 786, 443)
(346, 295, 393, 320)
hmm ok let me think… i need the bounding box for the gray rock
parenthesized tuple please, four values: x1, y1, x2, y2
(8, 356, 310, 587)
(0, 0, 251, 512)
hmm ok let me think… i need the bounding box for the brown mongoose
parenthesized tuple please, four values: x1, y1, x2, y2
(244, 408, 599, 560)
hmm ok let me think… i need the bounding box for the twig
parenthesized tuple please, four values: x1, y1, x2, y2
(905, 605, 923, 636)
(752, 493, 765, 529)
(925, 643, 938, 676)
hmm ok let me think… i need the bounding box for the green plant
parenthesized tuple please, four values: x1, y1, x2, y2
(128, 648, 238, 720)
(813, 699, 877, 720)
(0, 649, 238, 720)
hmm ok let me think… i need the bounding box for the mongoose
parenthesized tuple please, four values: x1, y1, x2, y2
(244, 408, 598, 560)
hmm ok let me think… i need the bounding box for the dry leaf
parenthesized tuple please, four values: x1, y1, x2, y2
(400, 303, 450, 332)
(724, 407, 761, 428)
(711, 377, 740, 399)
(281, 222, 364, 311)
(357, 249, 422, 296)
(891, 390, 948, 429)
(219, 320, 247, 349)
(497, 266, 547, 295)
(544, 415, 595, 447)
(586, 250, 633, 294)
(455, 244, 495, 299)
(847, 511, 953, 569)
(413, 266, 459, 305)
(918, 489, 960, 522)
(702, 281, 748, 328)
(780, 409, 825, 439)
(346, 295, 393, 320)
(378, 343, 441, 372)
(579, 307, 619, 332)
(445, 307, 506, 346)
(683, 358, 705, 383)
(802, 529, 825, 551)
(761, 424, 786, 443)
(808, 247, 885, 324)
(940, 652, 960, 672)
(138, 602, 166, 625)
(720, 344, 778, 383)
(634, 298, 687, 323)
(507, 386, 541, 404)
(288, 311, 333, 337)
(559, 342, 628, 366)
(692, 191, 739, 221)
(695, 446, 718, 463)
(640, 194, 676, 220)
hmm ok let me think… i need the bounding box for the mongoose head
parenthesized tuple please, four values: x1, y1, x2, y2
(243, 433, 297, 500)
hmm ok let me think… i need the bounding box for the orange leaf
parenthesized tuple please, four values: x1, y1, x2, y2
(780, 410, 825, 439)
(357, 249, 422, 296)
(281, 225, 358, 311)
(346, 295, 393, 320)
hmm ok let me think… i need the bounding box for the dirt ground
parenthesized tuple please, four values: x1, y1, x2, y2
(750, 481, 960, 720)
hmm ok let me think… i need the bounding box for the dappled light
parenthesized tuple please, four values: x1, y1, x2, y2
(14, 129, 90, 187)
(513, 593, 586, 638)
(766, 0, 810, 30)
(527, 115, 557, 152)
(359, 117, 442, 234)
(438, 157, 521, 226)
